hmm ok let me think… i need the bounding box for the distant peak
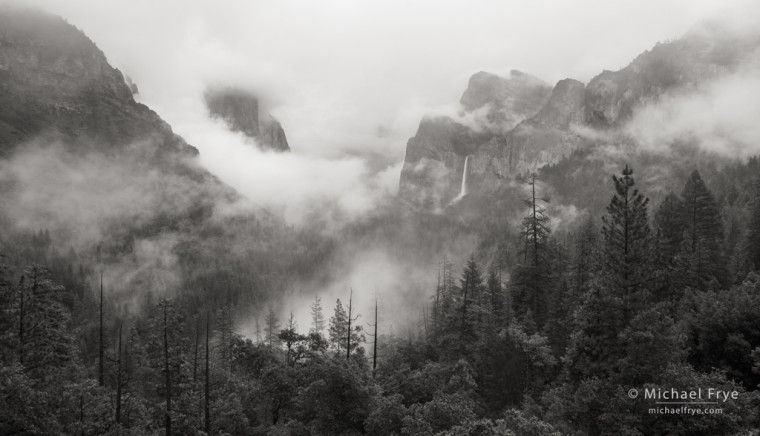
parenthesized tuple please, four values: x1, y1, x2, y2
(204, 87, 290, 152)
(459, 69, 552, 133)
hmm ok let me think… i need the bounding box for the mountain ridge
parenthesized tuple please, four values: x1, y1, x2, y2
(398, 23, 760, 209)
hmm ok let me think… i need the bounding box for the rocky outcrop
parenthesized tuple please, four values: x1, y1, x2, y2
(460, 70, 552, 132)
(204, 88, 290, 152)
(468, 78, 585, 188)
(399, 70, 551, 209)
(398, 117, 492, 208)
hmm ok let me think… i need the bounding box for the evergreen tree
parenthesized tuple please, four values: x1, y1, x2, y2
(432, 256, 456, 342)
(328, 298, 364, 357)
(653, 192, 688, 302)
(680, 170, 727, 289)
(456, 256, 485, 344)
(145, 299, 188, 436)
(485, 264, 506, 331)
(571, 218, 598, 301)
(215, 305, 235, 373)
(3, 266, 76, 374)
(743, 177, 760, 273)
(309, 296, 326, 335)
(264, 307, 280, 347)
(328, 299, 348, 351)
(600, 164, 653, 324)
(566, 165, 655, 381)
(513, 174, 552, 328)
(654, 192, 686, 264)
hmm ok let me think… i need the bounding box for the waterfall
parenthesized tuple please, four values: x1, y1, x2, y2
(450, 155, 471, 204)
(460, 155, 470, 197)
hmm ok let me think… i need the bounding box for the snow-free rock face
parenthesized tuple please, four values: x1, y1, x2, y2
(0, 6, 197, 159)
(468, 78, 586, 189)
(398, 70, 552, 209)
(583, 23, 759, 128)
(460, 70, 552, 132)
(398, 23, 760, 210)
(204, 88, 290, 152)
(398, 117, 493, 208)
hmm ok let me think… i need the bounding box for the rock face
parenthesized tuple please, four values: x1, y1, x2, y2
(470, 78, 585, 188)
(204, 88, 290, 152)
(460, 70, 553, 131)
(398, 23, 760, 209)
(0, 7, 196, 160)
(584, 24, 758, 128)
(399, 70, 551, 209)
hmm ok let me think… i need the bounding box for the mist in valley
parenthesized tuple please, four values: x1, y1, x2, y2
(3, 1, 760, 434)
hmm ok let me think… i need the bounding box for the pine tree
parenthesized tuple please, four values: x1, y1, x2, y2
(204, 314, 211, 435)
(571, 218, 598, 301)
(115, 322, 123, 426)
(328, 297, 364, 357)
(328, 299, 348, 350)
(746, 178, 760, 273)
(99, 272, 104, 387)
(264, 307, 280, 347)
(457, 256, 485, 344)
(215, 305, 235, 373)
(654, 192, 686, 264)
(513, 174, 552, 328)
(485, 264, 506, 331)
(652, 192, 687, 302)
(680, 170, 727, 289)
(600, 164, 653, 324)
(161, 301, 172, 436)
(6, 266, 75, 374)
(309, 296, 326, 335)
(433, 256, 457, 341)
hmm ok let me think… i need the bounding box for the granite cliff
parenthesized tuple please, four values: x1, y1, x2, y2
(398, 23, 760, 209)
(398, 70, 552, 208)
(204, 87, 290, 152)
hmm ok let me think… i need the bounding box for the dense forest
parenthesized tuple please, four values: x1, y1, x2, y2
(2, 161, 760, 435)
(3, 4, 760, 436)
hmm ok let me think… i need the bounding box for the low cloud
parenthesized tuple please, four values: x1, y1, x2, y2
(625, 70, 760, 158)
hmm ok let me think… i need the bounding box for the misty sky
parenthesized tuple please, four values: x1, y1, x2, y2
(9, 0, 760, 335)
(16, 0, 757, 224)
(25, 0, 744, 157)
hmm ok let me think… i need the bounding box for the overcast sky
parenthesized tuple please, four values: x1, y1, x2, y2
(15, 0, 755, 223)
(25, 0, 745, 157)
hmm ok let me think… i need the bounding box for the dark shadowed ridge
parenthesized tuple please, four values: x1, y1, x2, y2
(0, 5, 201, 163)
(204, 87, 290, 152)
